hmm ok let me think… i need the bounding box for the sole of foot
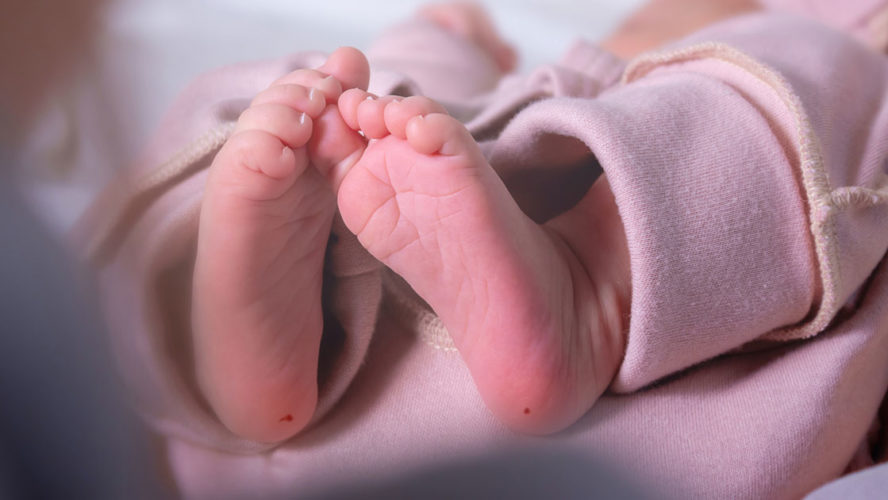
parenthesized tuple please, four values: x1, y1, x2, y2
(192, 47, 370, 443)
(335, 90, 629, 434)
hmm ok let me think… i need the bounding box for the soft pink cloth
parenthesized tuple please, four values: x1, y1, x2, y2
(75, 5, 888, 499)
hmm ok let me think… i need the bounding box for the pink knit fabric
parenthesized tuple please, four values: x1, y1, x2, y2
(74, 6, 888, 499)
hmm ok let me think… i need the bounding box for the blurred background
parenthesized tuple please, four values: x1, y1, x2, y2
(18, 0, 644, 235)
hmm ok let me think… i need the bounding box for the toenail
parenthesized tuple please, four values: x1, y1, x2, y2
(308, 87, 319, 101)
(298, 112, 307, 124)
(365, 95, 375, 101)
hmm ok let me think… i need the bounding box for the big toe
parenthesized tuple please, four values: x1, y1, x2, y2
(318, 46, 370, 92)
(306, 48, 372, 187)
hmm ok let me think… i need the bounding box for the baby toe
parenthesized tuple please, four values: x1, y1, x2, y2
(317, 46, 370, 92)
(383, 96, 448, 139)
(338, 88, 372, 130)
(251, 84, 326, 119)
(215, 129, 309, 201)
(405, 112, 476, 157)
(235, 103, 313, 150)
(273, 69, 342, 103)
(356, 95, 396, 139)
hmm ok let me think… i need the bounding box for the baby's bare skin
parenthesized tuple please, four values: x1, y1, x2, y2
(193, 48, 370, 443)
(334, 90, 630, 433)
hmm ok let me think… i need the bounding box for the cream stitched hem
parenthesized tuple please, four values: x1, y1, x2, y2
(831, 184, 888, 209)
(382, 271, 457, 352)
(621, 41, 888, 341)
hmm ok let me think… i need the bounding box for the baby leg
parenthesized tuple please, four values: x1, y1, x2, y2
(334, 90, 631, 434)
(418, 1, 517, 73)
(192, 48, 369, 443)
(368, 2, 515, 102)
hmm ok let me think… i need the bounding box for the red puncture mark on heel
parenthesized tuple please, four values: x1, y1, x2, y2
(280, 414, 294, 423)
(523, 408, 531, 415)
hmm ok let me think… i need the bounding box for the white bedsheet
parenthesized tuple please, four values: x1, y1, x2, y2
(21, 0, 644, 233)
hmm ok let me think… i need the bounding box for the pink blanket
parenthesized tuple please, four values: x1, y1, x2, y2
(75, 4, 888, 498)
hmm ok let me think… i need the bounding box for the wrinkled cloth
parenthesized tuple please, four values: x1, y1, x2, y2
(74, 3, 888, 499)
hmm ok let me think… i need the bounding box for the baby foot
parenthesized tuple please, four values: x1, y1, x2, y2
(419, 1, 517, 73)
(334, 91, 630, 433)
(193, 47, 369, 443)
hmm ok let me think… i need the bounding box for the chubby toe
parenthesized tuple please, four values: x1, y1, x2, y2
(405, 112, 477, 156)
(250, 84, 327, 119)
(383, 96, 448, 139)
(235, 104, 313, 150)
(357, 95, 403, 139)
(318, 46, 370, 92)
(338, 88, 371, 130)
